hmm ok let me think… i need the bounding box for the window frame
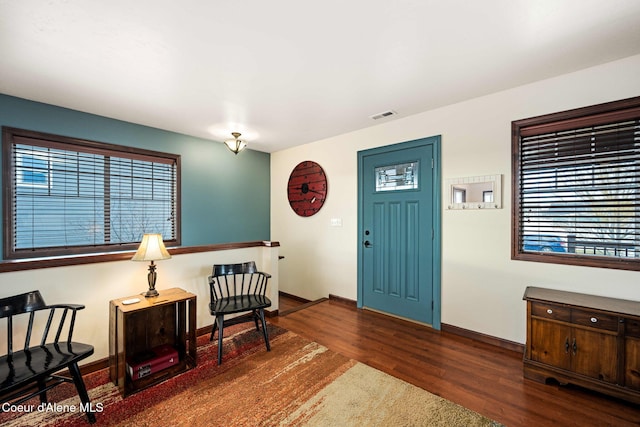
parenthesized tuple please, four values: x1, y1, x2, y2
(2, 127, 181, 259)
(511, 96, 640, 271)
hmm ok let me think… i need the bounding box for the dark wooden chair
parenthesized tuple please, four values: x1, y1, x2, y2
(0, 291, 96, 423)
(208, 261, 272, 365)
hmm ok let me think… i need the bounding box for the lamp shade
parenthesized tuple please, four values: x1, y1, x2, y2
(131, 234, 171, 261)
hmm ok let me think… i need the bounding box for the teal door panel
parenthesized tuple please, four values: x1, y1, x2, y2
(358, 137, 441, 327)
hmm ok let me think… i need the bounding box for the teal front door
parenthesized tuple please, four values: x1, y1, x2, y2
(358, 137, 441, 327)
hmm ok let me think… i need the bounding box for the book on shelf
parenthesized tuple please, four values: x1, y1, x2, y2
(126, 344, 179, 380)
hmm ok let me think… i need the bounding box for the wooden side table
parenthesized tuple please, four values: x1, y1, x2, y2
(109, 287, 197, 397)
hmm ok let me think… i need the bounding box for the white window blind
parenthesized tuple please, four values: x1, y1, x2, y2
(513, 97, 640, 270)
(4, 130, 179, 259)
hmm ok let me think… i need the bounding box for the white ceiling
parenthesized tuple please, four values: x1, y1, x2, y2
(1, 1, 640, 153)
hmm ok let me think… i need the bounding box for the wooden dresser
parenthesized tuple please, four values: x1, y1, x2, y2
(523, 286, 640, 403)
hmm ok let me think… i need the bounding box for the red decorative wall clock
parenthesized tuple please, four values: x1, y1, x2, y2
(287, 161, 328, 217)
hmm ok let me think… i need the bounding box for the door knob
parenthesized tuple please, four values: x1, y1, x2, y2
(363, 240, 373, 248)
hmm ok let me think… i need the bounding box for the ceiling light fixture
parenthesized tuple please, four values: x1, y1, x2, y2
(224, 132, 247, 155)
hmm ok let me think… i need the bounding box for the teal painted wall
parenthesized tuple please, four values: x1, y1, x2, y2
(0, 94, 270, 257)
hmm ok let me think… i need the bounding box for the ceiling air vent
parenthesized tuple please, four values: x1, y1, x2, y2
(370, 110, 396, 120)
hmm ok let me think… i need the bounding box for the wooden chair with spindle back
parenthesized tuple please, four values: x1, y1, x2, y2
(208, 261, 272, 365)
(0, 290, 96, 423)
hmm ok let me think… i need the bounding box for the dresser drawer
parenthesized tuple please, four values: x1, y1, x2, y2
(625, 318, 640, 338)
(572, 309, 619, 331)
(531, 302, 571, 322)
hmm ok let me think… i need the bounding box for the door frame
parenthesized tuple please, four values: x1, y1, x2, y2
(357, 136, 442, 329)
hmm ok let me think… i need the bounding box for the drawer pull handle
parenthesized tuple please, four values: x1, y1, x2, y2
(547, 309, 553, 314)
(590, 317, 598, 323)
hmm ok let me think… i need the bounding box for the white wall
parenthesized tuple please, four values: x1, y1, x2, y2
(0, 245, 280, 361)
(271, 54, 640, 345)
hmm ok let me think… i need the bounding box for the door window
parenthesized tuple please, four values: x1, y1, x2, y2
(375, 161, 419, 192)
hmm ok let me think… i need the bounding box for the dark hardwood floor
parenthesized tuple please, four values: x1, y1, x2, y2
(277, 292, 313, 314)
(271, 295, 640, 427)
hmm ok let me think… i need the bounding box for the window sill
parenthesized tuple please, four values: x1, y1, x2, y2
(0, 241, 279, 273)
(512, 251, 640, 272)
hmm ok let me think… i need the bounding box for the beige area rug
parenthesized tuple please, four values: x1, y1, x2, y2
(0, 324, 503, 426)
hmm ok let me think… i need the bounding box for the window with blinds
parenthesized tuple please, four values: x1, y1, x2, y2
(2, 128, 180, 259)
(512, 97, 640, 271)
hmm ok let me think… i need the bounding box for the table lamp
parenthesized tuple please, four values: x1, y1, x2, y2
(131, 233, 172, 298)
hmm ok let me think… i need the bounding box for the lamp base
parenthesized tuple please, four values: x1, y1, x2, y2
(144, 288, 159, 298)
(144, 261, 159, 298)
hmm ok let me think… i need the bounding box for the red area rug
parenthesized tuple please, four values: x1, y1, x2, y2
(1, 323, 502, 426)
